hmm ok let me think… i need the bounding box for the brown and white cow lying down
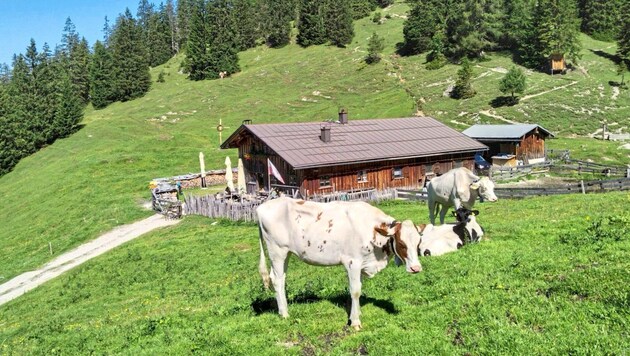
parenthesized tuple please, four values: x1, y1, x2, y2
(419, 208, 484, 257)
(257, 197, 422, 330)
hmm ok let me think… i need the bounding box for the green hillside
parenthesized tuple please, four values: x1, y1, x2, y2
(0, 2, 628, 353)
(1, 0, 628, 285)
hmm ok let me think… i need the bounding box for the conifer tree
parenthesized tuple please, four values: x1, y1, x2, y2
(234, 0, 262, 51)
(578, 0, 622, 41)
(68, 37, 91, 103)
(400, 1, 442, 55)
(53, 72, 84, 138)
(183, 0, 211, 79)
(324, 0, 354, 47)
(177, 0, 194, 51)
(206, 0, 241, 78)
(60, 17, 80, 57)
(297, 0, 327, 47)
(526, 0, 581, 70)
(617, 0, 630, 61)
(451, 58, 476, 99)
(499, 66, 527, 102)
(365, 32, 385, 64)
(89, 41, 115, 109)
(147, 4, 175, 67)
(263, 0, 295, 47)
(110, 9, 151, 101)
(137, 0, 155, 35)
(165, 0, 179, 53)
(447, 0, 504, 59)
(350, 0, 376, 20)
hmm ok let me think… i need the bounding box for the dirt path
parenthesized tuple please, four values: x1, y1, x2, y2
(0, 214, 180, 307)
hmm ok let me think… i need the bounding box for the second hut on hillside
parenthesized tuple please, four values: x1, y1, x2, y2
(221, 112, 487, 199)
(462, 124, 554, 167)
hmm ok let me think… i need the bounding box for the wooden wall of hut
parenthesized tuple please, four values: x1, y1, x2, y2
(298, 155, 474, 196)
(516, 133, 546, 160)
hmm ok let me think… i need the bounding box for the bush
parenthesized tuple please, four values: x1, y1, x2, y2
(372, 12, 382, 24)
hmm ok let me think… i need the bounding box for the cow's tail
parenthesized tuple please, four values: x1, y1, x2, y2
(258, 224, 271, 289)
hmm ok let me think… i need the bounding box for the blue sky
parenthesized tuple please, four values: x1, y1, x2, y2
(0, 0, 141, 65)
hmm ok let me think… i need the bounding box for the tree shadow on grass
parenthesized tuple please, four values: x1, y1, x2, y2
(589, 49, 622, 65)
(490, 96, 519, 108)
(251, 291, 399, 317)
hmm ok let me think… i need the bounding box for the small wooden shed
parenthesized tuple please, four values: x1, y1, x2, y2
(221, 115, 488, 198)
(550, 53, 566, 74)
(462, 124, 554, 166)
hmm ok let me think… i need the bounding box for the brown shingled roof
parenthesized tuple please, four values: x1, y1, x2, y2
(221, 117, 487, 169)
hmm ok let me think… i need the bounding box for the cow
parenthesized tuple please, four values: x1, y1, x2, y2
(419, 208, 484, 257)
(426, 167, 497, 224)
(257, 197, 422, 330)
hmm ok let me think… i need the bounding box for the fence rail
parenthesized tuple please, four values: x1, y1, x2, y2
(183, 194, 263, 222)
(494, 177, 630, 198)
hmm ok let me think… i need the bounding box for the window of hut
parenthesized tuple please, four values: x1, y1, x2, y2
(392, 167, 403, 179)
(319, 176, 331, 188)
(357, 170, 368, 183)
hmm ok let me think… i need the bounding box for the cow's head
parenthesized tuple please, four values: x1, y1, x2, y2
(453, 208, 484, 243)
(374, 220, 422, 273)
(471, 177, 498, 202)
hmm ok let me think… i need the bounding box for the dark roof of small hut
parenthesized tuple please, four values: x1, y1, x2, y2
(462, 124, 554, 142)
(221, 117, 487, 169)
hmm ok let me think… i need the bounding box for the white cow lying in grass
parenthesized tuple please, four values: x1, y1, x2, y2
(257, 197, 422, 330)
(419, 208, 484, 257)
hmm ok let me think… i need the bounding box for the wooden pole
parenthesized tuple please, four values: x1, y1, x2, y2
(580, 180, 585, 194)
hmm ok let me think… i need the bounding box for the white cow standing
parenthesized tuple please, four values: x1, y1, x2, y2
(419, 208, 484, 256)
(257, 197, 422, 330)
(426, 167, 498, 224)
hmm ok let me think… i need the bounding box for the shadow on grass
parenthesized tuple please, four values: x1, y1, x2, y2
(590, 49, 622, 65)
(490, 96, 519, 108)
(251, 291, 398, 317)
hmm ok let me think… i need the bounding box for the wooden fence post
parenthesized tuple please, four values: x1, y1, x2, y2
(580, 180, 585, 194)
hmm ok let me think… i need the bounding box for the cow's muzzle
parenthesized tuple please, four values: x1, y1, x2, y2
(408, 265, 422, 273)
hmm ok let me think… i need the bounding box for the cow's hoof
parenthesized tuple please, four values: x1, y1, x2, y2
(351, 323, 362, 331)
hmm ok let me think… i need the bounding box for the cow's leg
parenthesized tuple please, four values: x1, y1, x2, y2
(428, 198, 436, 225)
(439, 205, 448, 224)
(269, 250, 290, 318)
(346, 267, 363, 330)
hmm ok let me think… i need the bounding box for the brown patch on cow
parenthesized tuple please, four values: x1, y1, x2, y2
(323, 240, 326, 244)
(392, 223, 409, 260)
(297, 200, 305, 205)
(373, 222, 389, 238)
(328, 219, 333, 228)
(308, 241, 311, 247)
(416, 224, 427, 234)
(316, 212, 323, 221)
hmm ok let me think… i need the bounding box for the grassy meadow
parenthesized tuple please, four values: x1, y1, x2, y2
(1, 195, 628, 354)
(0, 0, 629, 353)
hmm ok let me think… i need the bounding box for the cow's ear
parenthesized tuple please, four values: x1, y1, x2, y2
(373, 225, 392, 248)
(416, 224, 427, 234)
(471, 210, 480, 216)
(470, 181, 480, 190)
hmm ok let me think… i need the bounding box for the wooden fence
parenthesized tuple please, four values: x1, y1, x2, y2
(183, 188, 398, 221)
(489, 160, 628, 181)
(183, 194, 263, 222)
(398, 177, 630, 201)
(493, 177, 630, 199)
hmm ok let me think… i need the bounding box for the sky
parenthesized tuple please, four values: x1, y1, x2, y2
(0, 0, 141, 66)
